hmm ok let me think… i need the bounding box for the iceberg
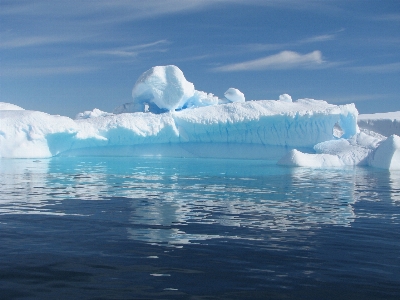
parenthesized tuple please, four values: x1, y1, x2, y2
(0, 65, 399, 170)
(0, 99, 358, 159)
(358, 111, 400, 137)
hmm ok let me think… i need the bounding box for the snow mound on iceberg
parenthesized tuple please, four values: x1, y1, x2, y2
(0, 102, 24, 111)
(131, 65, 195, 112)
(114, 65, 246, 114)
(279, 94, 292, 103)
(75, 108, 114, 119)
(224, 88, 245, 103)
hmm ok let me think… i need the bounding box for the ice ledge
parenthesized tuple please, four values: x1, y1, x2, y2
(278, 134, 400, 170)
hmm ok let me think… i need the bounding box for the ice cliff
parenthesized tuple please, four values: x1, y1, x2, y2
(0, 65, 399, 170)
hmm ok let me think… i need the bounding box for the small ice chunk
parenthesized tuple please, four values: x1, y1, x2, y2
(224, 88, 245, 103)
(279, 94, 292, 103)
(278, 149, 344, 168)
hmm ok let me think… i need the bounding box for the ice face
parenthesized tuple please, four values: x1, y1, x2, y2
(0, 99, 359, 159)
(369, 135, 400, 170)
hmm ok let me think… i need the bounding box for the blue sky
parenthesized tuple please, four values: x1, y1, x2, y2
(1, 0, 399, 117)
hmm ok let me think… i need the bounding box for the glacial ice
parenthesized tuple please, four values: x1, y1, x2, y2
(0, 65, 399, 170)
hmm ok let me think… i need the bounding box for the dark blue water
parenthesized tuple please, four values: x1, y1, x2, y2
(0, 157, 399, 299)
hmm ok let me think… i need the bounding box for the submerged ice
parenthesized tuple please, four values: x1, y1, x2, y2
(0, 65, 399, 170)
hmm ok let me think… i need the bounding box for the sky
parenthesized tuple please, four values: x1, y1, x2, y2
(1, 0, 399, 117)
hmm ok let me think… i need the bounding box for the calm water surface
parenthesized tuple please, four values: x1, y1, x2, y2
(0, 157, 399, 299)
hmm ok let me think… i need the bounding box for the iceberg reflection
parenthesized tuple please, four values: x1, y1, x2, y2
(126, 164, 358, 246)
(390, 171, 400, 202)
(0, 157, 398, 246)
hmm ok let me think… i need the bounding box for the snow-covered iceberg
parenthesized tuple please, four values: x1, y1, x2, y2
(0, 98, 358, 158)
(0, 65, 399, 170)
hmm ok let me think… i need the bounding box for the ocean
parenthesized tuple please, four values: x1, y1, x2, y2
(0, 157, 399, 299)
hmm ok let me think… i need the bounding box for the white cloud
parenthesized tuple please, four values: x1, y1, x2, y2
(347, 62, 400, 73)
(213, 50, 324, 72)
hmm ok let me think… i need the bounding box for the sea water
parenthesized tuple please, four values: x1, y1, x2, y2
(0, 157, 399, 299)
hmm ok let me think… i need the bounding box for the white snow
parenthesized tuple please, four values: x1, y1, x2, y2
(0, 66, 399, 170)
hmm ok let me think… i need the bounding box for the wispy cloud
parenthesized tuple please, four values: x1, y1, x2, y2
(298, 33, 337, 44)
(371, 13, 400, 22)
(0, 1, 339, 21)
(347, 62, 400, 73)
(0, 35, 73, 49)
(90, 40, 169, 58)
(0, 66, 98, 77)
(213, 50, 324, 72)
(239, 30, 343, 53)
